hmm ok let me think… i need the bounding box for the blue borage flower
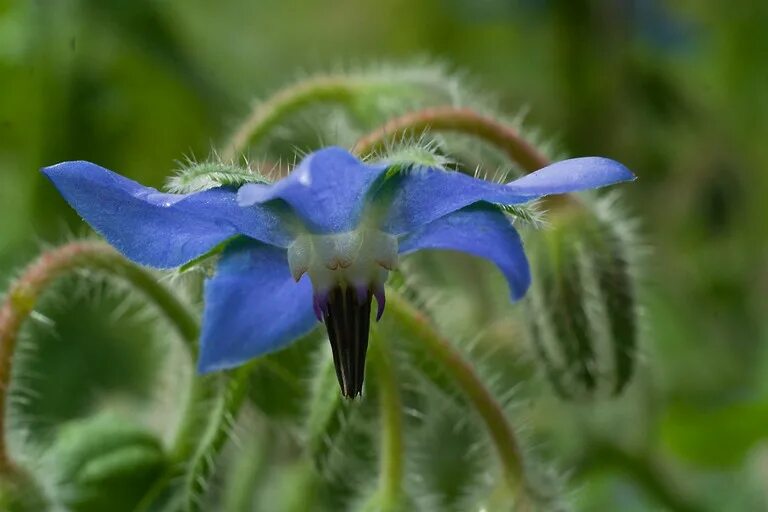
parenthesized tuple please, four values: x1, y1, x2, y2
(42, 147, 634, 397)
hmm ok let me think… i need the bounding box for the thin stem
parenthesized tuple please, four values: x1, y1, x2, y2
(221, 76, 359, 160)
(0, 241, 198, 475)
(352, 106, 551, 171)
(385, 289, 534, 509)
(134, 361, 254, 512)
(221, 424, 269, 512)
(371, 332, 404, 511)
(181, 365, 253, 512)
(221, 68, 462, 161)
(171, 368, 251, 464)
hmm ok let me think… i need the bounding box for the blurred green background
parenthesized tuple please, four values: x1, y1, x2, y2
(1, 0, 768, 510)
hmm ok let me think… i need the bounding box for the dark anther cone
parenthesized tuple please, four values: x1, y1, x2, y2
(323, 286, 372, 398)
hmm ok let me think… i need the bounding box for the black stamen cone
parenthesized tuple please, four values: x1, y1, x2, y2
(323, 286, 372, 398)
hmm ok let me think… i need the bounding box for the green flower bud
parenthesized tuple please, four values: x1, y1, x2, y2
(49, 413, 167, 512)
(525, 193, 639, 399)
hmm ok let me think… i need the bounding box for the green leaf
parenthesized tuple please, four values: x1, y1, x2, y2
(661, 399, 768, 467)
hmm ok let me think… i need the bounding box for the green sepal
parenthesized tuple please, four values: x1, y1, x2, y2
(368, 138, 453, 177)
(165, 161, 270, 194)
(177, 236, 237, 273)
(497, 202, 546, 228)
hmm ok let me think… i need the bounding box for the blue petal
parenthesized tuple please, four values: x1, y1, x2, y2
(238, 147, 388, 234)
(505, 157, 635, 196)
(198, 239, 317, 372)
(43, 161, 293, 268)
(380, 157, 634, 234)
(398, 206, 531, 300)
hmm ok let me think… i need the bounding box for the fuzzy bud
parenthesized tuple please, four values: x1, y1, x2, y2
(525, 194, 639, 399)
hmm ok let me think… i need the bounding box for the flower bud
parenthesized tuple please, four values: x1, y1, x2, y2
(525, 194, 639, 399)
(49, 413, 167, 512)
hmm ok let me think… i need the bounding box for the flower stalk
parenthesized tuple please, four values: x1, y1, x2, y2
(384, 288, 534, 508)
(221, 68, 457, 161)
(179, 365, 253, 512)
(370, 332, 404, 511)
(0, 241, 199, 475)
(221, 76, 360, 160)
(352, 106, 551, 171)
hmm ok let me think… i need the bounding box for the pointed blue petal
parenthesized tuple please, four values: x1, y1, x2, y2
(380, 157, 634, 234)
(197, 239, 317, 372)
(238, 147, 387, 234)
(505, 157, 635, 196)
(42, 161, 293, 268)
(398, 206, 531, 301)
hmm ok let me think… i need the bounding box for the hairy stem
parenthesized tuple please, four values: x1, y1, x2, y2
(221, 76, 359, 160)
(0, 242, 198, 475)
(221, 68, 459, 161)
(353, 106, 551, 171)
(371, 332, 404, 511)
(134, 345, 254, 511)
(179, 365, 253, 512)
(385, 289, 534, 508)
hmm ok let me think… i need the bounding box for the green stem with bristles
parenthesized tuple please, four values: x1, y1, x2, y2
(136, 314, 254, 511)
(135, 370, 248, 512)
(352, 106, 551, 171)
(221, 70, 457, 161)
(385, 288, 535, 510)
(0, 242, 199, 477)
(371, 332, 404, 511)
(221, 76, 359, 160)
(179, 365, 253, 512)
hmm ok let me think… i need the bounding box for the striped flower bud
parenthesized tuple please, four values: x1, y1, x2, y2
(525, 194, 639, 399)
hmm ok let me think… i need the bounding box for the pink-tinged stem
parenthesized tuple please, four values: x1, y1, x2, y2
(353, 106, 552, 171)
(0, 242, 198, 475)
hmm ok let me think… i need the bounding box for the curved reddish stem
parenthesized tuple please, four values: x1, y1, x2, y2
(353, 106, 551, 171)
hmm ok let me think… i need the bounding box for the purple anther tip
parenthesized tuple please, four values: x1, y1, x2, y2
(312, 292, 329, 322)
(373, 286, 386, 321)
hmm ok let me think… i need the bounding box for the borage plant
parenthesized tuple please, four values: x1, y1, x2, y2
(0, 64, 640, 512)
